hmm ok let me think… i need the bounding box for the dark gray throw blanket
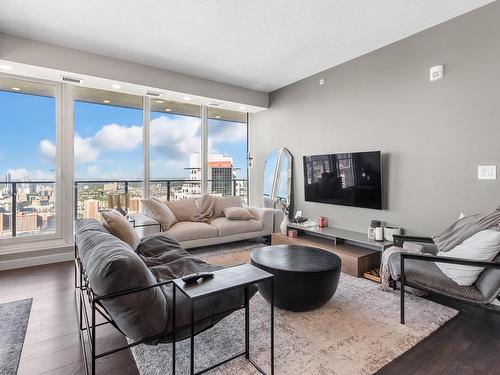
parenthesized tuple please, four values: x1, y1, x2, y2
(433, 206, 500, 252)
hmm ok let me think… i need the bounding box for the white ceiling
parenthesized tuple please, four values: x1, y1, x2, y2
(0, 0, 494, 92)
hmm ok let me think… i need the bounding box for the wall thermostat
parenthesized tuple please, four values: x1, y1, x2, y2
(430, 65, 444, 82)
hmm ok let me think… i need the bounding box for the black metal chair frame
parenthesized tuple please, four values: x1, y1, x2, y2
(74, 243, 274, 375)
(393, 235, 500, 324)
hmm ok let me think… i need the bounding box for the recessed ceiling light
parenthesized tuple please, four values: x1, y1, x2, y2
(165, 108, 172, 112)
(239, 106, 246, 110)
(215, 115, 221, 119)
(11, 87, 20, 91)
(184, 96, 191, 101)
(103, 100, 110, 104)
(111, 84, 121, 89)
(155, 99, 164, 104)
(0, 65, 13, 70)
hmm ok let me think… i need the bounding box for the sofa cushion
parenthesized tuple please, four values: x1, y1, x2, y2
(211, 217, 263, 237)
(100, 209, 141, 250)
(435, 229, 500, 286)
(223, 206, 254, 220)
(166, 221, 219, 242)
(388, 253, 486, 303)
(214, 196, 242, 218)
(142, 198, 177, 230)
(165, 198, 198, 222)
(75, 219, 168, 341)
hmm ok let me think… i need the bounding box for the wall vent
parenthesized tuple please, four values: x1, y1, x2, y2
(61, 76, 82, 84)
(146, 91, 162, 97)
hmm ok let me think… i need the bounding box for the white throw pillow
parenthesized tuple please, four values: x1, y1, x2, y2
(435, 229, 500, 286)
(141, 198, 177, 230)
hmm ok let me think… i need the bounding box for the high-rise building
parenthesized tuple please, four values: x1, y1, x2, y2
(5, 172, 11, 183)
(84, 199, 100, 219)
(181, 153, 236, 199)
(16, 213, 42, 233)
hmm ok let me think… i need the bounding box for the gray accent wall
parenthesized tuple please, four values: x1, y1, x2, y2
(249, 2, 500, 236)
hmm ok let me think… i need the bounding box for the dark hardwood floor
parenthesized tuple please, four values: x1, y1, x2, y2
(0, 261, 139, 375)
(1, 260, 499, 374)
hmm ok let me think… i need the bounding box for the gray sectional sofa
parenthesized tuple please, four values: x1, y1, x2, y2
(75, 218, 257, 343)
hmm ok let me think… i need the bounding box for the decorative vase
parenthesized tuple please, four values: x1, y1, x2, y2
(280, 216, 289, 235)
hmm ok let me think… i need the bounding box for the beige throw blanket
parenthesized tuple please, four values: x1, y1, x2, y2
(191, 194, 216, 223)
(380, 243, 427, 296)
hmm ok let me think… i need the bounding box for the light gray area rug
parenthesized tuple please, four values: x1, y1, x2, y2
(0, 298, 33, 375)
(130, 241, 458, 375)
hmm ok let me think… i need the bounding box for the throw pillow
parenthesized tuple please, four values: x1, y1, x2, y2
(214, 196, 242, 218)
(223, 206, 254, 220)
(100, 209, 141, 250)
(435, 229, 500, 286)
(141, 198, 177, 230)
(165, 198, 199, 222)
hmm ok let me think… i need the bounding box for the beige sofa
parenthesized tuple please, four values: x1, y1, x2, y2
(129, 196, 276, 249)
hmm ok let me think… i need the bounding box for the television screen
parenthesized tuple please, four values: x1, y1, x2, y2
(303, 151, 382, 209)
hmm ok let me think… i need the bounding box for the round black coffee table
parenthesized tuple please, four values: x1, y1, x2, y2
(251, 245, 341, 312)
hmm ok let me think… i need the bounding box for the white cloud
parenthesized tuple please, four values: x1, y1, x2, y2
(7, 168, 54, 180)
(74, 135, 100, 163)
(39, 139, 56, 162)
(93, 124, 142, 151)
(209, 122, 246, 143)
(150, 116, 200, 160)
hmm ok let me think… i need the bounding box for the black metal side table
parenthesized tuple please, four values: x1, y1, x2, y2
(172, 263, 274, 375)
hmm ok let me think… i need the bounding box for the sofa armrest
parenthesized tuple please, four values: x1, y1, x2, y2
(246, 206, 274, 235)
(128, 212, 161, 237)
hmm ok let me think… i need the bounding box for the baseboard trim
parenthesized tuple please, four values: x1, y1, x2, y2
(0, 250, 74, 271)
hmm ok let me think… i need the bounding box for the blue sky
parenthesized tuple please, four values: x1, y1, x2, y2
(0, 90, 247, 181)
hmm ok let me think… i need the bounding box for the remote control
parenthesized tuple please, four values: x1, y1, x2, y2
(182, 272, 215, 283)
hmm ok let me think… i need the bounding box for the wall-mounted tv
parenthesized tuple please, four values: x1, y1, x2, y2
(303, 151, 382, 209)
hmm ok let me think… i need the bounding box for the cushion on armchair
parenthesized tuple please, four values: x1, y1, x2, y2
(75, 219, 168, 342)
(435, 229, 500, 286)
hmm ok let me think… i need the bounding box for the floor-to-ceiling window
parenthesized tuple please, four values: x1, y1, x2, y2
(207, 108, 248, 203)
(149, 99, 201, 202)
(0, 76, 58, 239)
(0, 73, 249, 247)
(73, 87, 143, 218)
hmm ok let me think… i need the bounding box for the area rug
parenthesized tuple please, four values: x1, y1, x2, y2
(0, 298, 33, 375)
(130, 241, 458, 375)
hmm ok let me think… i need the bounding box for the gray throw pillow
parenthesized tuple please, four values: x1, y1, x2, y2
(433, 206, 500, 252)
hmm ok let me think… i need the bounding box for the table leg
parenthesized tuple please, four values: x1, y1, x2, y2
(245, 285, 250, 359)
(270, 278, 274, 375)
(172, 284, 176, 374)
(190, 299, 195, 375)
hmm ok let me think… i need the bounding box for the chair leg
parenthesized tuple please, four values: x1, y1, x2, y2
(400, 258, 405, 324)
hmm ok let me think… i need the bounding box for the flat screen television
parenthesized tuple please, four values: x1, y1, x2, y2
(303, 151, 382, 209)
